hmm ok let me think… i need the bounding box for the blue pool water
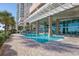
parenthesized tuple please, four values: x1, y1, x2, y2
(23, 33, 64, 43)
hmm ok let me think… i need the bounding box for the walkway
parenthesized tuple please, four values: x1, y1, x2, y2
(1, 34, 79, 56)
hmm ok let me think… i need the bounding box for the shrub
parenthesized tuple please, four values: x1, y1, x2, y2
(0, 33, 5, 47)
(0, 31, 11, 47)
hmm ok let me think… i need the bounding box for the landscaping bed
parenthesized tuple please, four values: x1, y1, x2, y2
(0, 31, 11, 48)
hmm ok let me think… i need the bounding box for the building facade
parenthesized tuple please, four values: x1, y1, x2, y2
(17, 3, 79, 36)
(16, 3, 32, 26)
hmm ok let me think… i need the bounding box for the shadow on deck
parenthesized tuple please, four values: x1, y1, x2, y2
(21, 39, 79, 53)
(43, 41, 79, 53)
(1, 44, 17, 56)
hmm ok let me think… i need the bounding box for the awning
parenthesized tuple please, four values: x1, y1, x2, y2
(26, 3, 79, 23)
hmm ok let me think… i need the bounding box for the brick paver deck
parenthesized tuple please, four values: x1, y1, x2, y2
(1, 34, 79, 56)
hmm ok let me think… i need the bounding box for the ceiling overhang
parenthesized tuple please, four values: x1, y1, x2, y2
(26, 3, 79, 23)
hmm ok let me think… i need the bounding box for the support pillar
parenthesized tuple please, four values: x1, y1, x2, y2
(16, 24, 18, 32)
(23, 22, 26, 32)
(26, 22, 30, 32)
(66, 21, 68, 34)
(36, 21, 39, 34)
(63, 21, 66, 34)
(30, 23, 32, 32)
(56, 19, 60, 34)
(48, 16, 53, 36)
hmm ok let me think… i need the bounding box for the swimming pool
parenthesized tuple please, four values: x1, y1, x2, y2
(23, 33, 64, 43)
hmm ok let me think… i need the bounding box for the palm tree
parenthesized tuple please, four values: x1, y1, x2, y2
(10, 17, 16, 33)
(1, 11, 11, 34)
(0, 11, 16, 34)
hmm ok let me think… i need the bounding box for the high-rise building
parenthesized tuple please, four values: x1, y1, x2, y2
(16, 3, 20, 31)
(16, 3, 32, 26)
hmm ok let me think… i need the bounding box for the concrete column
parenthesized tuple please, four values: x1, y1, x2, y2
(16, 20, 18, 32)
(16, 24, 18, 32)
(63, 21, 66, 34)
(36, 21, 39, 34)
(56, 19, 60, 34)
(66, 22, 68, 34)
(23, 22, 26, 32)
(30, 23, 32, 32)
(48, 16, 53, 36)
(26, 22, 30, 32)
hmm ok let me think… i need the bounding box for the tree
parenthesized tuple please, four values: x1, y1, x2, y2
(0, 11, 16, 34)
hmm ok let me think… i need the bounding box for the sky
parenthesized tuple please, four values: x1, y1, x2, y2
(0, 3, 16, 30)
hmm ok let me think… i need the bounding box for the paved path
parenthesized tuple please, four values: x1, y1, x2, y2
(1, 34, 79, 56)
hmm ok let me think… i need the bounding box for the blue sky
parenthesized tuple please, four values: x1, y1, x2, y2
(0, 3, 16, 30)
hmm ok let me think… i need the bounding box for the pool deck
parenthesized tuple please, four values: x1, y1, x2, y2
(1, 34, 79, 56)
